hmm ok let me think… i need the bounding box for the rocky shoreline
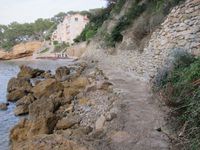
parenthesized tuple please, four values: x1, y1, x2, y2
(6, 61, 118, 150)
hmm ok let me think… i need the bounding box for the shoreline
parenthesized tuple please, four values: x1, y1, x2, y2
(7, 61, 119, 149)
(5, 56, 170, 150)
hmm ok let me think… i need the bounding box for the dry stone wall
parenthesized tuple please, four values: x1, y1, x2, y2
(84, 0, 200, 81)
(138, 0, 200, 79)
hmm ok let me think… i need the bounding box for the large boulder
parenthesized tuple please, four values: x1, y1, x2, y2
(7, 90, 26, 102)
(56, 116, 80, 130)
(14, 105, 29, 116)
(28, 114, 58, 137)
(71, 77, 89, 89)
(17, 65, 45, 79)
(55, 66, 70, 81)
(16, 94, 35, 107)
(7, 77, 32, 92)
(63, 87, 79, 100)
(14, 94, 35, 116)
(28, 95, 62, 135)
(29, 99, 56, 120)
(10, 118, 30, 143)
(31, 79, 64, 99)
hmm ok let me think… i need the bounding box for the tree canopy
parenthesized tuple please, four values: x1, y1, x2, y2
(0, 18, 55, 51)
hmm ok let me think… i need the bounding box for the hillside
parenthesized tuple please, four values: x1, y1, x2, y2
(82, 0, 199, 80)
(78, 0, 200, 149)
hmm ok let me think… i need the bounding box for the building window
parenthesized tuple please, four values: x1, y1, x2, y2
(75, 17, 78, 21)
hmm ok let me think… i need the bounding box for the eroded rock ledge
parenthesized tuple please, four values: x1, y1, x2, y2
(8, 62, 117, 150)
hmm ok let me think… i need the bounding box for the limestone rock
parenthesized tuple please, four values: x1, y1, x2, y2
(7, 77, 32, 92)
(16, 94, 35, 107)
(96, 81, 113, 90)
(31, 79, 64, 99)
(17, 65, 44, 79)
(28, 114, 58, 136)
(71, 77, 89, 89)
(7, 90, 26, 102)
(63, 87, 79, 100)
(95, 115, 106, 130)
(105, 112, 117, 121)
(29, 99, 56, 120)
(72, 126, 93, 137)
(10, 118, 30, 143)
(56, 116, 80, 130)
(0, 41, 42, 60)
(14, 105, 29, 116)
(55, 66, 70, 81)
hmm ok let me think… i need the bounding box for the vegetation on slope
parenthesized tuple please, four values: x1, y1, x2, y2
(157, 52, 200, 149)
(74, 8, 112, 43)
(105, 0, 186, 47)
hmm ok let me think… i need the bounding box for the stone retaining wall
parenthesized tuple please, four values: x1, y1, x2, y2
(138, 0, 200, 79)
(84, 0, 200, 81)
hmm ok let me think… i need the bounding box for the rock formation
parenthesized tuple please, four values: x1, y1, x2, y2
(0, 41, 42, 60)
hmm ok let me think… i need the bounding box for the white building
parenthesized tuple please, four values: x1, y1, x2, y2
(51, 14, 89, 44)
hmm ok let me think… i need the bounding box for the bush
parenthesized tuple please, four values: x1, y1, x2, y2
(74, 8, 112, 43)
(53, 41, 58, 45)
(54, 42, 69, 52)
(112, 0, 126, 14)
(158, 53, 200, 149)
(85, 30, 96, 40)
(40, 48, 49, 53)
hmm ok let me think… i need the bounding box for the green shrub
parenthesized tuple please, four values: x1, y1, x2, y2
(112, 0, 126, 14)
(54, 42, 69, 52)
(85, 30, 96, 40)
(53, 41, 58, 45)
(74, 8, 112, 43)
(40, 48, 49, 53)
(158, 52, 200, 149)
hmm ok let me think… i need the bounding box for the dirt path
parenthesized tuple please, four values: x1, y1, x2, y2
(96, 62, 170, 150)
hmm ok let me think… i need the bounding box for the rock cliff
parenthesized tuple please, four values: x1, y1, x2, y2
(0, 41, 42, 60)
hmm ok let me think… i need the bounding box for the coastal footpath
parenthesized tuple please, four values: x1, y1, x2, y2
(3, 0, 200, 149)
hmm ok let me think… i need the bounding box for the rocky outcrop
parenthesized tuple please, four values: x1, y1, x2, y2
(7, 77, 32, 92)
(0, 41, 42, 60)
(17, 65, 45, 79)
(55, 66, 70, 81)
(7, 77, 33, 102)
(31, 79, 64, 99)
(67, 42, 87, 58)
(56, 116, 80, 130)
(7, 90, 27, 102)
(9, 63, 117, 150)
(14, 94, 35, 116)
